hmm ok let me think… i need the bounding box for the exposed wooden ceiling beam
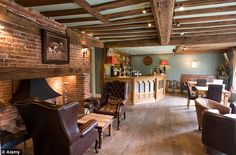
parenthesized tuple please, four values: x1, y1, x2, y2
(70, 16, 154, 29)
(173, 26, 236, 34)
(173, 20, 236, 29)
(170, 33, 236, 46)
(83, 28, 157, 35)
(105, 8, 152, 19)
(41, 0, 149, 17)
(101, 36, 158, 41)
(173, 46, 184, 54)
(175, 14, 236, 24)
(56, 17, 97, 23)
(175, 5, 236, 16)
(179, 49, 226, 54)
(172, 31, 236, 38)
(175, 0, 236, 8)
(94, 32, 157, 37)
(150, 0, 175, 45)
(105, 39, 160, 48)
(74, 22, 155, 31)
(73, 0, 109, 24)
(15, 0, 72, 7)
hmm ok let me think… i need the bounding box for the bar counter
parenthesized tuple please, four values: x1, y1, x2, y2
(105, 74, 167, 104)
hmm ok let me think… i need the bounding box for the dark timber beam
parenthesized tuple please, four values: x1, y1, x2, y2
(73, 0, 109, 24)
(40, 0, 149, 17)
(150, 0, 175, 45)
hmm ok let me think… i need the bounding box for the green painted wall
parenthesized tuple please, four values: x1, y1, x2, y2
(95, 48, 103, 94)
(131, 53, 224, 80)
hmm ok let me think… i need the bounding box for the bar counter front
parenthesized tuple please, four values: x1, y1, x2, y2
(105, 74, 167, 105)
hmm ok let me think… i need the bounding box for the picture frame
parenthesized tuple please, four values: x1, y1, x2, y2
(42, 30, 70, 64)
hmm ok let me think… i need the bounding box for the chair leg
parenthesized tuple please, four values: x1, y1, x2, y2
(187, 99, 190, 109)
(95, 139, 99, 153)
(124, 112, 126, 119)
(117, 117, 120, 130)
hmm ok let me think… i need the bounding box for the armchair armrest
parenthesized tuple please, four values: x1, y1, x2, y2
(79, 119, 98, 137)
(230, 101, 236, 114)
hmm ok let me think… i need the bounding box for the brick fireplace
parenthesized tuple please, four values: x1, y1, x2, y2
(0, 1, 102, 132)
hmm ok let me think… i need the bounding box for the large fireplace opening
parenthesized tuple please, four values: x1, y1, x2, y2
(10, 78, 61, 105)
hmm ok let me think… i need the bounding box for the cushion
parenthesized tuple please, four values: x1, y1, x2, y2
(98, 104, 117, 113)
(229, 91, 236, 102)
(107, 97, 122, 105)
(206, 109, 220, 114)
(224, 114, 236, 119)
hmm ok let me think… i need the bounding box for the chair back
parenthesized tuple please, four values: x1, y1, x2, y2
(185, 82, 191, 98)
(213, 79, 224, 85)
(207, 84, 223, 102)
(196, 79, 207, 86)
(108, 80, 128, 100)
(14, 99, 81, 155)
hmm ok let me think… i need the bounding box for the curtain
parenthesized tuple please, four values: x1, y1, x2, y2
(232, 50, 236, 90)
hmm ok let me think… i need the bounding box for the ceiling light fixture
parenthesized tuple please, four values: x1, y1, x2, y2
(0, 24, 5, 30)
(148, 23, 152, 27)
(142, 7, 147, 14)
(180, 32, 185, 36)
(179, 6, 184, 11)
(176, 22, 180, 27)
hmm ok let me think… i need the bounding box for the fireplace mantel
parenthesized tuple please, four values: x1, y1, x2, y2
(0, 67, 87, 80)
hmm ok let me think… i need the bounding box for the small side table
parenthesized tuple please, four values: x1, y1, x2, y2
(78, 113, 113, 149)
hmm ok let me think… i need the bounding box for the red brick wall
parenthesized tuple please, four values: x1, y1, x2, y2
(0, 1, 91, 132)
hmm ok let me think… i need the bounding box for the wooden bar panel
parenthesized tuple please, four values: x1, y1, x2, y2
(105, 75, 167, 104)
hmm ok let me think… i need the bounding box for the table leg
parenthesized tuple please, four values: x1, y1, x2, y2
(109, 124, 112, 136)
(98, 129, 103, 149)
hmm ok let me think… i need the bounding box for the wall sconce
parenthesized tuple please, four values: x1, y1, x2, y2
(191, 60, 198, 68)
(82, 48, 88, 58)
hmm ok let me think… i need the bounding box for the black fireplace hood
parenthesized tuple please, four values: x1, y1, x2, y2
(10, 78, 61, 104)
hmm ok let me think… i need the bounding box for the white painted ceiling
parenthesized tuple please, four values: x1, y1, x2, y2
(115, 46, 176, 55)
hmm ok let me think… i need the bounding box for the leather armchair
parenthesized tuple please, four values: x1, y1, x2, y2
(195, 98, 231, 130)
(202, 109, 236, 155)
(88, 80, 128, 130)
(14, 98, 98, 155)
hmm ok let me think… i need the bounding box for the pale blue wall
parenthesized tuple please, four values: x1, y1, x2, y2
(131, 53, 224, 80)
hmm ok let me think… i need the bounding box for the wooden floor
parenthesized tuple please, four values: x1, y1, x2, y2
(84, 94, 207, 155)
(18, 94, 208, 155)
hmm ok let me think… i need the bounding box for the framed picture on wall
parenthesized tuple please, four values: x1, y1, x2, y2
(42, 30, 70, 64)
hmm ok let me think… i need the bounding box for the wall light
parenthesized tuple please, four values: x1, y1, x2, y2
(82, 48, 88, 58)
(142, 7, 147, 14)
(191, 60, 198, 68)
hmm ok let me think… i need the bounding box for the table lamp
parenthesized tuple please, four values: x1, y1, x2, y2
(160, 60, 169, 74)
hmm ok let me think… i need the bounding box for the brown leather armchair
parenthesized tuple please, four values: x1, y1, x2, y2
(89, 80, 128, 130)
(202, 109, 236, 155)
(195, 98, 231, 130)
(14, 98, 99, 155)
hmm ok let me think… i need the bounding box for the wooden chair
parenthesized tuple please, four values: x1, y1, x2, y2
(207, 84, 223, 103)
(185, 82, 198, 109)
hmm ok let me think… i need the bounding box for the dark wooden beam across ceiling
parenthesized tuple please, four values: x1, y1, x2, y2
(56, 17, 97, 23)
(173, 26, 236, 34)
(74, 22, 155, 32)
(94, 32, 157, 37)
(173, 20, 236, 29)
(83, 28, 157, 35)
(40, 0, 149, 17)
(105, 39, 160, 48)
(71, 16, 154, 29)
(101, 36, 158, 42)
(172, 31, 236, 38)
(175, 14, 236, 24)
(73, 0, 109, 24)
(15, 0, 72, 7)
(150, 0, 175, 45)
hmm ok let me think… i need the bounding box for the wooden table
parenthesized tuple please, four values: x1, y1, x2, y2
(188, 81, 212, 87)
(78, 113, 114, 149)
(195, 86, 230, 106)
